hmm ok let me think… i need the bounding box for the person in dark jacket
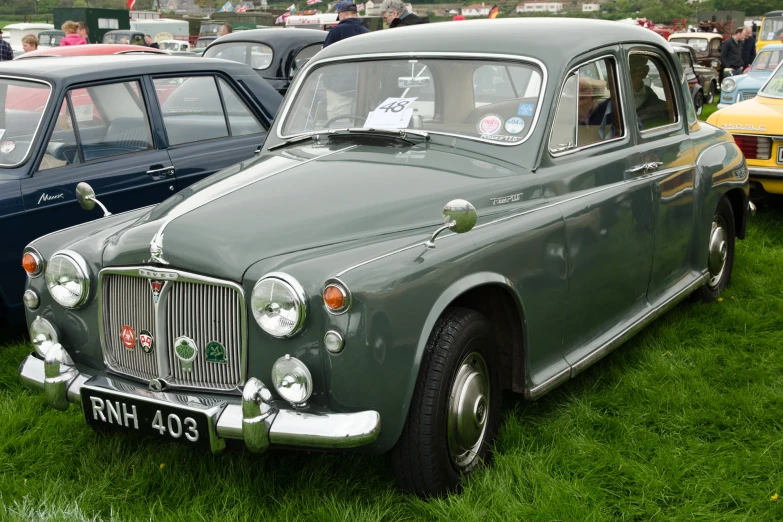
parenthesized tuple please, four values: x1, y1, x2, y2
(379, 0, 429, 28)
(741, 26, 756, 68)
(720, 27, 745, 76)
(324, 2, 370, 47)
(144, 35, 160, 49)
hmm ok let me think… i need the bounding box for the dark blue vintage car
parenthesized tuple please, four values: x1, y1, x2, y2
(0, 55, 281, 329)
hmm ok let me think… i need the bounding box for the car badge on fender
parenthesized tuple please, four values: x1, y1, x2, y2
(139, 330, 154, 353)
(173, 336, 198, 372)
(721, 123, 767, 131)
(120, 325, 136, 350)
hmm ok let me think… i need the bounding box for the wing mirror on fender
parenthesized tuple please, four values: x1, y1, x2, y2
(424, 199, 477, 248)
(75, 182, 112, 217)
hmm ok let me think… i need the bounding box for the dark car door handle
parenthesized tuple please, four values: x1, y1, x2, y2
(626, 164, 648, 175)
(254, 147, 262, 155)
(146, 166, 175, 177)
(645, 161, 664, 172)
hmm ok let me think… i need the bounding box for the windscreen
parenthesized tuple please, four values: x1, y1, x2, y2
(0, 79, 51, 167)
(281, 58, 543, 145)
(671, 37, 708, 53)
(760, 63, 783, 97)
(751, 50, 783, 72)
(761, 17, 783, 42)
(204, 42, 274, 70)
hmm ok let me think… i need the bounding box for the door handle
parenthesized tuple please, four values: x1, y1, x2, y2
(645, 161, 664, 172)
(254, 147, 262, 155)
(146, 166, 175, 176)
(626, 164, 648, 175)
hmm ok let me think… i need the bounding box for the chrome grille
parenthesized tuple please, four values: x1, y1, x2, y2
(100, 269, 245, 392)
(741, 92, 756, 101)
(102, 274, 158, 381)
(166, 281, 242, 390)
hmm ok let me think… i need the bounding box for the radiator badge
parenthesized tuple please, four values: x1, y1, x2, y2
(139, 330, 154, 354)
(150, 280, 164, 304)
(120, 325, 136, 350)
(174, 336, 198, 372)
(205, 341, 227, 364)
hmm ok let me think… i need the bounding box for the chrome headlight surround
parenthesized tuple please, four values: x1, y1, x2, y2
(45, 250, 90, 309)
(722, 78, 736, 93)
(251, 272, 307, 338)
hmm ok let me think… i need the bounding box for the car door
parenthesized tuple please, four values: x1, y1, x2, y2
(21, 79, 175, 241)
(545, 51, 656, 367)
(148, 74, 269, 191)
(623, 46, 698, 304)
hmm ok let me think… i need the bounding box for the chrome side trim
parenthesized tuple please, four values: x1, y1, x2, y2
(525, 367, 570, 400)
(147, 145, 356, 264)
(748, 166, 783, 178)
(0, 75, 54, 169)
(275, 51, 548, 147)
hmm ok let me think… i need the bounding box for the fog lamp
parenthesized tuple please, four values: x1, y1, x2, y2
(23, 289, 40, 311)
(324, 330, 344, 354)
(271, 355, 313, 405)
(29, 316, 58, 358)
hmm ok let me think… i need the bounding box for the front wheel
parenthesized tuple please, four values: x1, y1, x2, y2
(697, 196, 735, 301)
(391, 308, 501, 496)
(694, 90, 704, 116)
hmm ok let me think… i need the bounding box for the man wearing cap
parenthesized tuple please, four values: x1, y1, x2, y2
(629, 55, 667, 128)
(324, 2, 370, 47)
(0, 29, 12, 61)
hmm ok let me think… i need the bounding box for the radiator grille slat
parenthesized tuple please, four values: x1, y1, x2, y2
(740, 92, 756, 101)
(102, 272, 243, 391)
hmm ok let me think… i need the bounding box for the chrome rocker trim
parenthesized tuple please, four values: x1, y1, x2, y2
(19, 350, 381, 453)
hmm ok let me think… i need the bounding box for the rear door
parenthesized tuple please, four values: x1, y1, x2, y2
(148, 74, 269, 190)
(21, 79, 174, 240)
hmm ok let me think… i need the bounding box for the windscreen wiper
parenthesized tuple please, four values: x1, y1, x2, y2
(268, 128, 430, 152)
(267, 132, 325, 151)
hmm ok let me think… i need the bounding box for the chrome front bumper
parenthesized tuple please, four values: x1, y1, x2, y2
(19, 347, 381, 453)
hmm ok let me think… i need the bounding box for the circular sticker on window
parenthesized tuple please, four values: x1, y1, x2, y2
(477, 114, 502, 135)
(504, 117, 526, 135)
(0, 141, 16, 154)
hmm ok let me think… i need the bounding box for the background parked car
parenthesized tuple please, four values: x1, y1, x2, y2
(204, 28, 325, 94)
(16, 44, 168, 60)
(159, 39, 191, 52)
(671, 42, 720, 113)
(669, 32, 725, 79)
(102, 30, 145, 45)
(37, 30, 65, 48)
(718, 44, 783, 107)
(0, 55, 281, 328)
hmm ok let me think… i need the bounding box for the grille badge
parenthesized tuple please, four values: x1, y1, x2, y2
(150, 280, 164, 304)
(120, 325, 136, 350)
(139, 330, 154, 353)
(206, 341, 228, 364)
(174, 336, 198, 372)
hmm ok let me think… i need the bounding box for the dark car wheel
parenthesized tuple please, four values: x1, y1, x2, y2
(694, 90, 704, 116)
(698, 196, 735, 302)
(391, 307, 501, 497)
(704, 82, 716, 105)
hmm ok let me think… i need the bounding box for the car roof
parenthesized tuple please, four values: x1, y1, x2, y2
(18, 44, 167, 58)
(316, 18, 672, 67)
(211, 27, 326, 46)
(0, 55, 256, 84)
(758, 44, 783, 51)
(669, 32, 722, 40)
(763, 11, 783, 17)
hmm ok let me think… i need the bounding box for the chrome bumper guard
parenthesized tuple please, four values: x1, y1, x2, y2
(749, 167, 782, 179)
(19, 347, 381, 453)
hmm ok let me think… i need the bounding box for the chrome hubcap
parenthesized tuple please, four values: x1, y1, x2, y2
(708, 215, 728, 288)
(447, 351, 489, 470)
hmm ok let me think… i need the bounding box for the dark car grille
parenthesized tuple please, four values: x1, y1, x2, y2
(101, 270, 245, 391)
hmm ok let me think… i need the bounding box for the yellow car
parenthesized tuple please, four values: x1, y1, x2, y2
(707, 62, 783, 196)
(757, 11, 783, 53)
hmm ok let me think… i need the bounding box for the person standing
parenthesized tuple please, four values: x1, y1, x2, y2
(324, 3, 370, 48)
(144, 35, 160, 49)
(219, 24, 232, 37)
(741, 26, 756, 69)
(21, 34, 39, 53)
(379, 0, 429, 28)
(78, 22, 89, 43)
(720, 27, 745, 76)
(0, 29, 12, 61)
(60, 21, 87, 46)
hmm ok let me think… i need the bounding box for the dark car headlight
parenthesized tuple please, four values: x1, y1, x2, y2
(45, 250, 90, 309)
(251, 272, 307, 338)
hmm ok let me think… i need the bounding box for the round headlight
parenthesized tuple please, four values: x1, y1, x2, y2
(29, 316, 58, 358)
(251, 273, 307, 338)
(45, 251, 89, 309)
(722, 78, 736, 93)
(271, 355, 313, 405)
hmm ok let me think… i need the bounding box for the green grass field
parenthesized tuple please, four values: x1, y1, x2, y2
(2, 101, 781, 521)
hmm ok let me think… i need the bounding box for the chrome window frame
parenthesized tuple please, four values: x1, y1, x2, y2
(97, 266, 248, 395)
(757, 60, 783, 100)
(0, 75, 54, 169)
(629, 49, 682, 136)
(548, 54, 628, 157)
(275, 51, 548, 147)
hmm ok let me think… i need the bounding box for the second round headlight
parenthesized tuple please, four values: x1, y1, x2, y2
(722, 78, 736, 93)
(251, 273, 307, 338)
(45, 251, 89, 309)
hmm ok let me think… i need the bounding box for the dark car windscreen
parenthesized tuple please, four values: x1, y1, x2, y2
(204, 42, 274, 71)
(0, 79, 51, 167)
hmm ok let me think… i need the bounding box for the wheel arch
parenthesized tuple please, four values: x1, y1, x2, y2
(723, 186, 749, 239)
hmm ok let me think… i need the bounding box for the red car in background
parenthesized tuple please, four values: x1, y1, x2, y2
(15, 44, 168, 60)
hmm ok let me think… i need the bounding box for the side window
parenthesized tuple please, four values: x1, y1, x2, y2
(548, 57, 624, 153)
(710, 39, 720, 53)
(628, 53, 677, 131)
(154, 76, 229, 146)
(39, 99, 81, 171)
(291, 43, 322, 78)
(72, 81, 154, 162)
(217, 78, 265, 136)
(678, 52, 693, 70)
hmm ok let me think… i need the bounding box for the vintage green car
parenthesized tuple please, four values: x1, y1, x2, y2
(20, 19, 749, 496)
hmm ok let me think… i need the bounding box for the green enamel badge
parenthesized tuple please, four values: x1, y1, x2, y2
(174, 336, 197, 362)
(205, 341, 227, 364)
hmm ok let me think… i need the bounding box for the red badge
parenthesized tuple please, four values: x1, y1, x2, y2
(150, 280, 163, 304)
(120, 325, 136, 350)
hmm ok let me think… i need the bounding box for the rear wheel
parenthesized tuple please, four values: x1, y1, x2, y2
(391, 308, 501, 497)
(694, 90, 704, 116)
(697, 196, 735, 301)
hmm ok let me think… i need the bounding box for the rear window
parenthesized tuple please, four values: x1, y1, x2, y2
(670, 37, 708, 53)
(0, 78, 51, 167)
(204, 42, 274, 70)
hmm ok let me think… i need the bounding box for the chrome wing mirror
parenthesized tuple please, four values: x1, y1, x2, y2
(76, 182, 112, 217)
(425, 199, 477, 248)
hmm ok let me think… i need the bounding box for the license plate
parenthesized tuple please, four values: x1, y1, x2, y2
(778, 145, 783, 164)
(81, 387, 212, 450)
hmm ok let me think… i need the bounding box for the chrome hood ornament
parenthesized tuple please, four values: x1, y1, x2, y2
(149, 231, 168, 265)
